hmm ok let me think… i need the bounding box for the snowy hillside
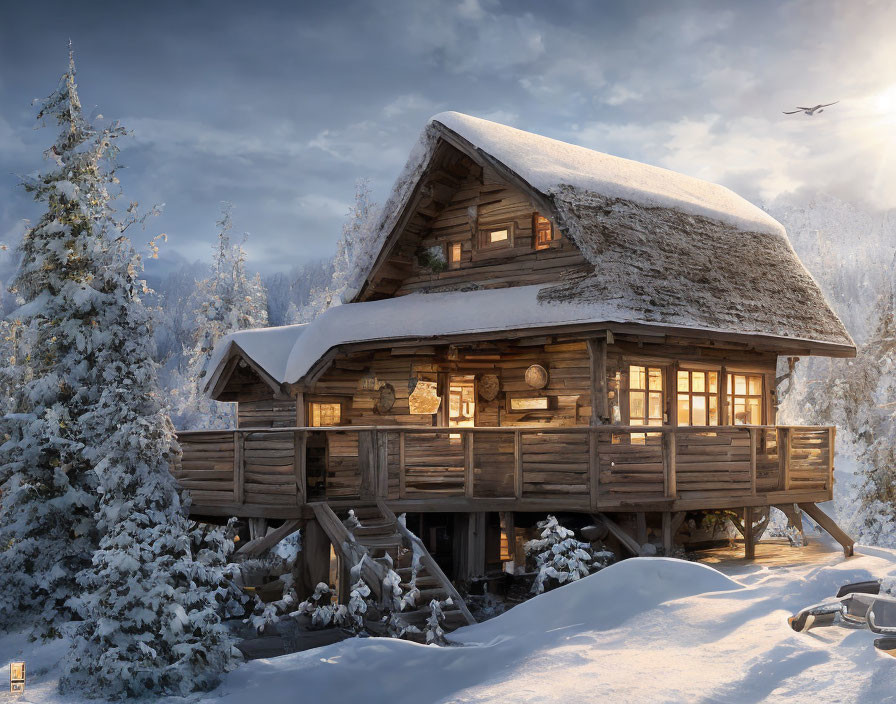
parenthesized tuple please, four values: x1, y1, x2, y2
(6, 547, 896, 704)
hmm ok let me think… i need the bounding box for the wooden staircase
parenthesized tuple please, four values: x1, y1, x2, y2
(308, 501, 475, 633)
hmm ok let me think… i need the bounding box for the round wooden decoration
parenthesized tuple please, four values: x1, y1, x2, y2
(525, 364, 549, 390)
(375, 383, 396, 414)
(478, 374, 500, 401)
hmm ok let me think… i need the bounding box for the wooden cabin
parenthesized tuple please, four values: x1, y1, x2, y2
(174, 113, 856, 611)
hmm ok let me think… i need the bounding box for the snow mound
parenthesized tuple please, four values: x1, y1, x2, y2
(456, 557, 741, 644)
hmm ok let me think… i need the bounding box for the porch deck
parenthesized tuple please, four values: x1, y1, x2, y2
(172, 424, 835, 519)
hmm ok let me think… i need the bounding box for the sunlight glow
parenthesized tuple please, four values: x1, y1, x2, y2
(873, 83, 896, 123)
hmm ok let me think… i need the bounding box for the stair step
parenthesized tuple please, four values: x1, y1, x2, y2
(352, 523, 396, 537)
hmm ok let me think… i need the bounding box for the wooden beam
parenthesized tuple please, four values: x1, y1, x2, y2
(595, 513, 641, 555)
(663, 430, 677, 498)
(662, 511, 673, 555)
(294, 430, 306, 506)
(589, 430, 600, 509)
(749, 427, 758, 496)
(398, 431, 406, 499)
(295, 518, 329, 600)
(464, 432, 475, 498)
(234, 519, 302, 560)
(744, 506, 755, 559)
(358, 430, 376, 500)
(798, 502, 855, 557)
(635, 512, 648, 545)
(778, 427, 792, 491)
(587, 337, 609, 424)
(514, 430, 522, 500)
(233, 431, 244, 505)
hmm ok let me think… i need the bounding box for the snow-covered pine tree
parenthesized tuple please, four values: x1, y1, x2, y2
(524, 515, 613, 595)
(0, 49, 110, 634)
(59, 169, 235, 699)
(853, 272, 896, 545)
(169, 204, 268, 429)
(292, 180, 379, 322)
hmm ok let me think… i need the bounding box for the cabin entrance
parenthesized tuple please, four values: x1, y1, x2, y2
(448, 375, 476, 428)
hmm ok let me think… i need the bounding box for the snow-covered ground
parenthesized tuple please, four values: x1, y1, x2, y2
(5, 539, 896, 704)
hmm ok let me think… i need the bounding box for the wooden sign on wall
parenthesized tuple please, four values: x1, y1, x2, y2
(375, 383, 396, 414)
(525, 364, 549, 390)
(478, 374, 500, 401)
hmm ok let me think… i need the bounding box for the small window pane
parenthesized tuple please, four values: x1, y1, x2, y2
(692, 371, 705, 393)
(735, 375, 747, 395)
(630, 366, 645, 390)
(692, 396, 706, 426)
(708, 372, 718, 393)
(747, 398, 761, 424)
(734, 400, 747, 424)
(489, 229, 508, 243)
(648, 368, 663, 391)
(727, 374, 732, 394)
(450, 242, 462, 263)
(648, 392, 663, 421)
(748, 376, 762, 395)
(629, 418, 644, 426)
(630, 391, 646, 419)
(677, 396, 690, 425)
(677, 371, 690, 392)
(709, 396, 718, 425)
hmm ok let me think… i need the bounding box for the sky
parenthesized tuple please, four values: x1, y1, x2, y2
(1, 0, 895, 277)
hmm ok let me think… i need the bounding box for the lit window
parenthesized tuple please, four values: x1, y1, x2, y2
(449, 242, 462, 268)
(727, 374, 763, 424)
(677, 370, 719, 426)
(408, 380, 441, 415)
(309, 402, 341, 427)
(533, 213, 554, 250)
(629, 365, 663, 443)
(479, 223, 513, 248)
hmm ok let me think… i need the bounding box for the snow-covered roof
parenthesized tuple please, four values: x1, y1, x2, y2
(433, 112, 784, 237)
(206, 112, 854, 394)
(341, 111, 852, 350)
(205, 281, 852, 395)
(206, 323, 308, 388)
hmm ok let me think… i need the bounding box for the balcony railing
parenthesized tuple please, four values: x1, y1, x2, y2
(171, 424, 835, 514)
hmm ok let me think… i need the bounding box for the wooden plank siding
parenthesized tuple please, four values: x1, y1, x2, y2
(174, 424, 836, 519)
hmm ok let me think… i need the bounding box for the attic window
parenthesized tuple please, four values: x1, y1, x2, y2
(533, 213, 555, 250)
(479, 223, 513, 249)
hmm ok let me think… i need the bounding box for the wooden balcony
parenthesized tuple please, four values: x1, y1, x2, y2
(172, 424, 836, 519)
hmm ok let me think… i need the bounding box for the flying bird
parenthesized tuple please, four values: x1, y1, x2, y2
(783, 101, 839, 116)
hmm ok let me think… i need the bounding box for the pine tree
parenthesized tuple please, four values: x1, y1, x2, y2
(61, 232, 235, 698)
(0, 48, 110, 633)
(854, 272, 896, 544)
(170, 204, 268, 429)
(524, 515, 613, 594)
(293, 180, 379, 322)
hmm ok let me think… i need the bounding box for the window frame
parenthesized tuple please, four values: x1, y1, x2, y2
(447, 241, 463, 269)
(478, 221, 514, 250)
(306, 396, 349, 427)
(726, 372, 765, 425)
(533, 212, 555, 250)
(676, 368, 721, 427)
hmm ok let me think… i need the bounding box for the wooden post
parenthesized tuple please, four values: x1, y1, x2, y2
(514, 430, 522, 499)
(635, 512, 648, 545)
(376, 431, 388, 499)
(464, 431, 475, 498)
(587, 337, 609, 424)
(720, 365, 729, 425)
(749, 427, 758, 496)
(499, 511, 518, 567)
(798, 502, 855, 557)
(294, 430, 306, 506)
(398, 432, 406, 499)
(295, 391, 306, 427)
(828, 426, 836, 491)
(662, 511, 673, 555)
(778, 427, 792, 491)
(453, 512, 487, 582)
(358, 430, 376, 500)
(744, 506, 755, 559)
(663, 429, 677, 499)
(589, 429, 600, 509)
(233, 431, 244, 505)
